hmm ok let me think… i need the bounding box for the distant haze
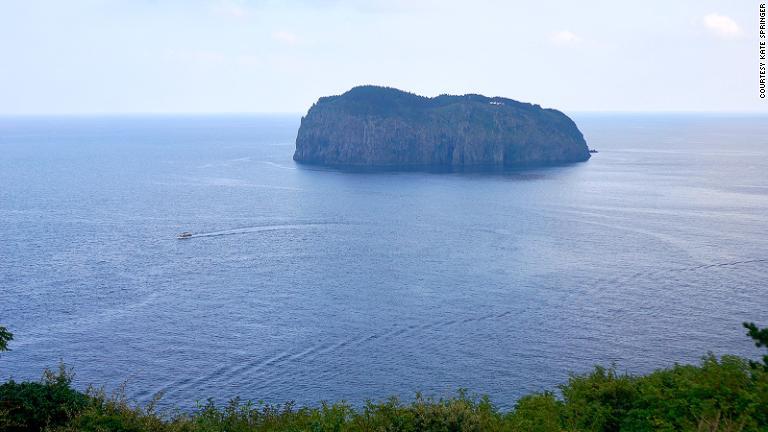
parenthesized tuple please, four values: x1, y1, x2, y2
(0, 0, 763, 114)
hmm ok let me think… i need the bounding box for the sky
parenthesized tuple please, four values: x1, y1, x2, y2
(0, 0, 764, 114)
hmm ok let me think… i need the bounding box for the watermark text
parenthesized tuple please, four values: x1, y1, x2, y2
(760, 3, 766, 98)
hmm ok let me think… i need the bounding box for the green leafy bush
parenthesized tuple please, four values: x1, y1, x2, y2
(507, 392, 562, 432)
(0, 326, 12, 352)
(744, 322, 768, 370)
(560, 365, 638, 432)
(0, 364, 88, 432)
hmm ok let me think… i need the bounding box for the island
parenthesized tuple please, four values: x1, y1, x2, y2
(293, 86, 591, 169)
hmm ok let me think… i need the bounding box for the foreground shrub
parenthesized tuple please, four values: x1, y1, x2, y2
(507, 392, 562, 432)
(625, 355, 768, 432)
(0, 364, 88, 432)
(560, 365, 638, 432)
(0, 326, 12, 353)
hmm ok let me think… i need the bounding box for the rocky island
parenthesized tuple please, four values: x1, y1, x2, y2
(293, 86, 590, 169)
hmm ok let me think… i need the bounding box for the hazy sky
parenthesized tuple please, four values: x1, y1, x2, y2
(1, 0, 763, 114)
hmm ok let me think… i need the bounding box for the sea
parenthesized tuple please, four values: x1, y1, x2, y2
(1, 113, 767, 410)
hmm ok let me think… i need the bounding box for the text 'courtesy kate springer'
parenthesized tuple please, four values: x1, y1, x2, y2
(761, 4, 766, 98)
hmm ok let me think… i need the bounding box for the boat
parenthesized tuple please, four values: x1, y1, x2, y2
(177, 232, 193, 239)
(589, 149, 599, 153)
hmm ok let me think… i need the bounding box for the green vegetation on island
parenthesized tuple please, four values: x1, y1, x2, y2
(1, 323, 767, 432)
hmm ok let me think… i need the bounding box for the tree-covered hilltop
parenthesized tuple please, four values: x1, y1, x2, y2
(293, 86, 591, 169)
(1, 323, 767, 431)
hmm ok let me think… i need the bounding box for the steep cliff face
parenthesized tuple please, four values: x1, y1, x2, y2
(293, 86, 590, 168)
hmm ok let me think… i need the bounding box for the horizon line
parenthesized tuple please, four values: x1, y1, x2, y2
(1, 110, 768, 117)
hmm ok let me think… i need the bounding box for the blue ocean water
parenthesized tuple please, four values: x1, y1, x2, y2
(1, 114, 767, 410)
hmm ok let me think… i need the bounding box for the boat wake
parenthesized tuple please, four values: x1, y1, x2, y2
(178, 223, 337, 239)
